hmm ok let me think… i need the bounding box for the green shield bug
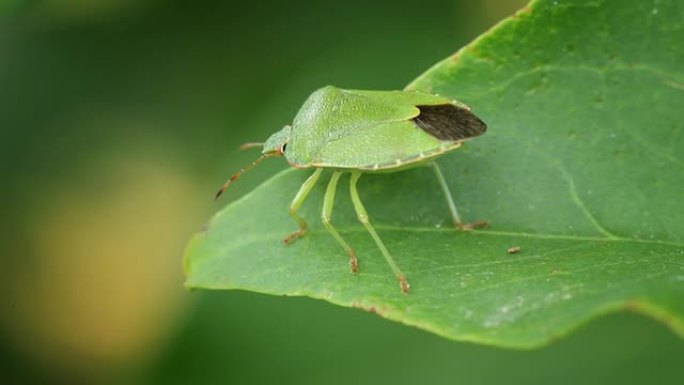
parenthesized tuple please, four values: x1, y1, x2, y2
(216, 86, 487, 293)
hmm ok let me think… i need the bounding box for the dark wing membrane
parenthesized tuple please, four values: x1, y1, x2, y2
(411, 104, 486, 141)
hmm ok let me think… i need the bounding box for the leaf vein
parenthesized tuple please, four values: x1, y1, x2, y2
(558, 167, 620, 239)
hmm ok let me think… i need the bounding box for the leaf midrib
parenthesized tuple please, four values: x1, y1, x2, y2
(214, 168, 682, 249)
(198, 223, 684, 248)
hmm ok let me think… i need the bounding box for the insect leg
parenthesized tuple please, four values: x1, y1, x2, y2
(349, 171, 409, 294)
(321, 171, 358, 273)
(431, 162, 488, 231)
(283, 168, 323, 244)
(431, 161, 462, 226)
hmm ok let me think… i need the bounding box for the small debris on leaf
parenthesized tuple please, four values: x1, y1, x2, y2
(507, 245, 521, 254)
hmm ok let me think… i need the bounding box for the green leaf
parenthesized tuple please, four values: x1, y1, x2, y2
(184, 0, 684, 348)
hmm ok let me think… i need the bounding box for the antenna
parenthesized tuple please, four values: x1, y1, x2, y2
(215, 152, 278, 199)
(239, 142, 264, 151)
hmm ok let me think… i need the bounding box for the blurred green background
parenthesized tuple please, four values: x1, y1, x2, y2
(1, 0, 682, 384)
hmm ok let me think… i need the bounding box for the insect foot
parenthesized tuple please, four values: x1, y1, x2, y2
(349, 253, 359, 274)
(399, 276, 410, 294)
(456, 220, 489, 231)
(283, 228, 306, 245)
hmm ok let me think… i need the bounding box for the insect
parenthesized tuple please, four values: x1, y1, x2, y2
(216, 86, 487, 293)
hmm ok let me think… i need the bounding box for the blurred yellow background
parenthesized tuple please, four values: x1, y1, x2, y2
(2, 1, 682, 384)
